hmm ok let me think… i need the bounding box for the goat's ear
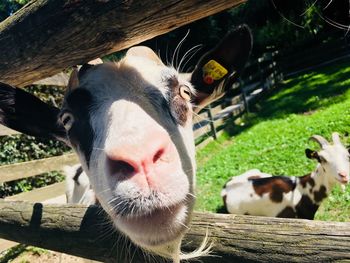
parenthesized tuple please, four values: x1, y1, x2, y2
(126, 46, 164, 66)
(67, 58, 103, 93)
(305, 149, 319, 160)
(191, 24, 252, 110)
(0, 82, 67, 143)
(67, 67, 79, 92)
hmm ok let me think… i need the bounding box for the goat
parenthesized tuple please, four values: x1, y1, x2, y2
(0, 25, 252, 262)
(221, 133, 350, 219)
(64, 164, 96, 205)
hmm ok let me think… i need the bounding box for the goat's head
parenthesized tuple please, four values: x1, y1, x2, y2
(0, 25, 251, 259)
(305, 132, 350, 185)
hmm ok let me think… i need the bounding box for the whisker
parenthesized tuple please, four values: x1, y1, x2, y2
(93, 147, 105, 151)
(179, 44, 203, 73)
(176, 219, 190, 230)
(187, 192, 197, 198)
(323, 0, 333, 10)
(271, 0, 304, 28)
(172, 30, 190, 69)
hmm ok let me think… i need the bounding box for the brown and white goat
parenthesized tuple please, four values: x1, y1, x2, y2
(0, 25, 252, 261)
(221, 133, 350, 219)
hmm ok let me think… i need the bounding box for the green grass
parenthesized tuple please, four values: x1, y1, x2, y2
(195, 59, 350, 221)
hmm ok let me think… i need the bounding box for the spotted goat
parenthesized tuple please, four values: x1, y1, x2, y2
(0, 25, 252, 262)
(221, 133, 350, 219)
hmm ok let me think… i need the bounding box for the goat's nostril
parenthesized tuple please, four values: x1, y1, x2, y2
(339, 172, 347, 178)
(108, 159, 136, 177)
(153, 149, 165, 163)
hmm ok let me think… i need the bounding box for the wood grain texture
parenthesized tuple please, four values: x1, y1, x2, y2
(0, 201, 348, 262)
(0, 153, 79, 183)
(0, 124, 20, 136)
(0, 0, 245, 87)
(5, 182, 66, 202)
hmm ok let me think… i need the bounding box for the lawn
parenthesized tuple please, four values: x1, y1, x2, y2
(195, 59, 350, 222)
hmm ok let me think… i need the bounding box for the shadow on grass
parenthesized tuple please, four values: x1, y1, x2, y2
(223, 60, 350, 138)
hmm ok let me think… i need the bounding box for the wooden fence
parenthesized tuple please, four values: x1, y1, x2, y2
(0, 51, 282, 256)
(278, 37, 350, 77)
(194, 50, 282, 148)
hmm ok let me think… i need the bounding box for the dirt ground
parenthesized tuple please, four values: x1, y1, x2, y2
(3, 248, 100, 263)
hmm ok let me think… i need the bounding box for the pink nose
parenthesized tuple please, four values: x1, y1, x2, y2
(339, 172, 348, 178)
(338, 172, 349, 182)
(105, 130, 176, 188)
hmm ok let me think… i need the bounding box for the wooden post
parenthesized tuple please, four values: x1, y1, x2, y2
(240, 80, 249, 113)
(0, 201, 349, 262)
(207, 105, 217, 140)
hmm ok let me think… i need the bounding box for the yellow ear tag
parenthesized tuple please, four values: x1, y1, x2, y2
(202, 60, 228, 84)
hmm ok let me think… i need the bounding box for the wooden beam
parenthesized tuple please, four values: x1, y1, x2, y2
(0, 0, 245, 87)
(5, 182, 66, 202)
(0, 153, 79, 184)
(33, 72, 69, 87)
(0, 124, 20, 137)
(0, 201, 349, 262)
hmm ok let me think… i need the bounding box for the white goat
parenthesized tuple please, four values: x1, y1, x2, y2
(0, 25, 252, 262)
(221, 133, 350, 219)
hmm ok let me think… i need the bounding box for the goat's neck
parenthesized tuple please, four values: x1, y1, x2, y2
(313, 164, 329, 185)
(308, 164, 331, 203)
(298, 164, 331, 204)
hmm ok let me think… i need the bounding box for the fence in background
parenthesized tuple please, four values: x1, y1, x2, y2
(193, 50, 283, 148)
(278, 38, 350, 77)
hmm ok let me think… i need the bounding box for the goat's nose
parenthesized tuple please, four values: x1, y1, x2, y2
(105, 130, 173, 181)
(339, 172, 348, 178)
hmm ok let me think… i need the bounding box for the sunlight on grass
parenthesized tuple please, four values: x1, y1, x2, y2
(195, 60, 350, 221)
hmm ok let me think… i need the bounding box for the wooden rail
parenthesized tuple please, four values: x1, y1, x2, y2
(0, 153, 78, 184)
(0, 202, 349, 263)
(0, 0, 245, 86)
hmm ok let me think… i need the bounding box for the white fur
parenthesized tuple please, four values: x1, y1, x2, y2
(62, 51, 210, 261)
(222, 133, 350, 218)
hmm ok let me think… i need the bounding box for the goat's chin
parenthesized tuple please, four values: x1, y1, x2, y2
(114, 202, 189, 248)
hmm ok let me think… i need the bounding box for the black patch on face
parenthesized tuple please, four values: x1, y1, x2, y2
(277, 206, 297, 218)
(295, 195, 318, 219)
(146, 86, 176, 125)
(314, 185, 327, 203)
(65, 89, 95, 167)
(73, 166, 84, 186)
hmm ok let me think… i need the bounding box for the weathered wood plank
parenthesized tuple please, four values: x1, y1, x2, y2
(0, 239, 19, 254)
(0, 0, 245, 86)
(0, 153, 79, 183)
(4, 182, 66, 202)
(0, 202, 349, 262)
(193, 123, 212, 138)
(33, 72, 69, 87)
(193, 111, 208, 126)
(210, 104, 223, 117)
(0, 124, 20, 136)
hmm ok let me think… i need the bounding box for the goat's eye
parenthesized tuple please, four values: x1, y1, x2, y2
(179, 85, 191, 101)
(60, 112, 74, 130)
